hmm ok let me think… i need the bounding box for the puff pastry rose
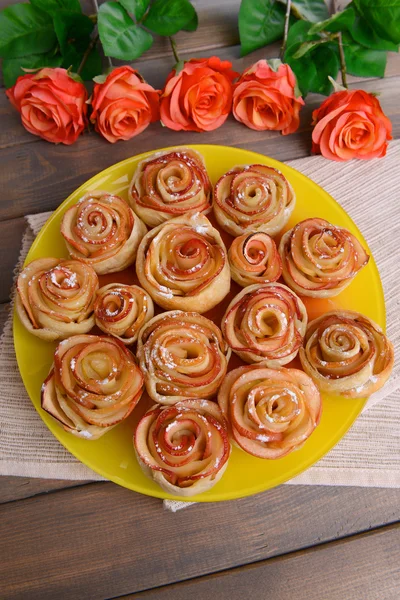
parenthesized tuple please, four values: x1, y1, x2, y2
(136, 212, 230, 312)
(213, 164, 295, 237)
(134, 399, 231, 496)
(137, 311, 231, 405)
(229, 232, 282, 287)
(300, 311, 394, 398)
(16, 258, 98, 341)
(129, 147, 212, 227)
(279, 218, 369, 297)
(218, 365, 322, 459)
(41, 334, 144, 439)
(222, 283, 307, 366)
(61, 191, 147, 274)
(94, 284, 154, 344)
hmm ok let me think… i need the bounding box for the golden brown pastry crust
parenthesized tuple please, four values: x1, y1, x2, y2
(136, 212, 230, 312)
(16, 257, 98, 341)
(41, 334, 144, 439)
(218, 365, 321, 459)
(299, 311, 394, 398)
(279, 218, 369, 298)
(134, 399, 230, 497)
(213, 164, 295, 237)
(61, 190, 147, 274)
(137, 310, 231, 405)
(228, 231, 282, 287)
(222, 283, 307, 366)
(129, 147, 212, 227)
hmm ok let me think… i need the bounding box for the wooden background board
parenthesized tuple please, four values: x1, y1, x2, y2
(1, 0, 399, 598)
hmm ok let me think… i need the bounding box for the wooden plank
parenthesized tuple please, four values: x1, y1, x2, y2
(0, 476, 92, 505)
(0, 218, 26, 303)
(131, 524, 400, 600)
(2, 42, 400, 148)
(0, 74, 399, 222)
(0, 483, 399, 599)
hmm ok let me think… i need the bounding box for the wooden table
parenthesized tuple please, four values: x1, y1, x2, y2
(1, 2, 399, 598)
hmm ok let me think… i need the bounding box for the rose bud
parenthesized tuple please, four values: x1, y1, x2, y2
(6, 68, 88, 145)
(160, 56, 239, 132)
(90, 66, 160, 143)
(232, 59, 304, 135)
(312, 89, 392, 161)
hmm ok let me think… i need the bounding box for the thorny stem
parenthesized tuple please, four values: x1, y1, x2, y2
(169, 36, 180, 64)
(77, 33, 99, 76)
(333, 0, 348, 88)
(280, 0, 291, 59)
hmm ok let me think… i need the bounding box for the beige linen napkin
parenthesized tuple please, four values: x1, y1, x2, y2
(1, 143, 399, 512)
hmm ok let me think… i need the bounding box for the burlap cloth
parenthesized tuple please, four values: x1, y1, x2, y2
(1, 143, 399, 512)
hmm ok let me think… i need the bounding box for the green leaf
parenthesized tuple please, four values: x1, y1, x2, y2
(310, 44, 340, 94)
(349, 13, 399, 51)
(267, 58, 283, 71)
(98, 1, 153, 60)
(143, 0, 197, 36)
(239, 0, 286, 56)
(117, 0, 150, 21)
(30, 0, 82, 16)
(183, 11, 198, 31)
(285, 19, 318, 50)
(353, 0, 400, 44)
(293, 39, 324, 58)
(342, 33, 387, 77)
(0, 4, 57, 58)
(276, 0, 329, 23)
(53, 12, 101, 79)
(308, 6, 355, 34)
(3, 52, 63, 87)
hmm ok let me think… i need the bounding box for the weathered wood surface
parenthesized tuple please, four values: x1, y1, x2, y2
(0, 0, 399, 598)
(132, 524, 400, 600)
(1, 483, 399, 599)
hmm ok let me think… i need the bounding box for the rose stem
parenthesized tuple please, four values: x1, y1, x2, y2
(91, 0, 113, 70)
(332, 0, 348, 88)
(77, 34, 99, 76)
(280, 0, 292, 59)
(169, 36, 180, 64)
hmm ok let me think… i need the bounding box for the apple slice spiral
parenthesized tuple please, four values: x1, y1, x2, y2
(222, 283, 307, 366)
(136, 213, 230, 312)
(61, 191, 147, 274)
(16, 258, 99, 341)
(279, 218, 369, 297)
(299, 311, 394, 398)
(218, 365, 322, 459)
(94, 283, 154, 344)
(137, 311, 231, 405)
(134, 399, 231, 496)
(129, 147, 212, 227)
(213, 164, 295, 237)
(41, 334, 144, 439)
(229, 231, 282, 287)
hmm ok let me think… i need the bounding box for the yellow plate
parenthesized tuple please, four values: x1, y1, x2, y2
(13, 144, 385, 502)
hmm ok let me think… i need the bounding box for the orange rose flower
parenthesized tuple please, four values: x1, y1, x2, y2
(90, 66, 160, 143)
(312, 89, 392, 161)
(232, 60, 304, 135)
(160, 57, 239, 132)
(6, 68, 87, 145)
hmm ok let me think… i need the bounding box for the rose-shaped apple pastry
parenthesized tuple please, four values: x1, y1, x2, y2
(94, 284, 154, 345)
(136, 213, 230, 312)
(134, 399, 231, 496)
(218, 365, 321, 459)
(229, 232, 282, 287)
(16, 258, 99, 341)
(61, 191, 147, 274)
(137, 311, 231, 405)
(300, 311, 394, 398)
(279, 218, 369, 297)
(129, 148, 212, 227)
(213, 165, 295, 237)
(222, 283, 307, 366)
(41, 335, 144, 439)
